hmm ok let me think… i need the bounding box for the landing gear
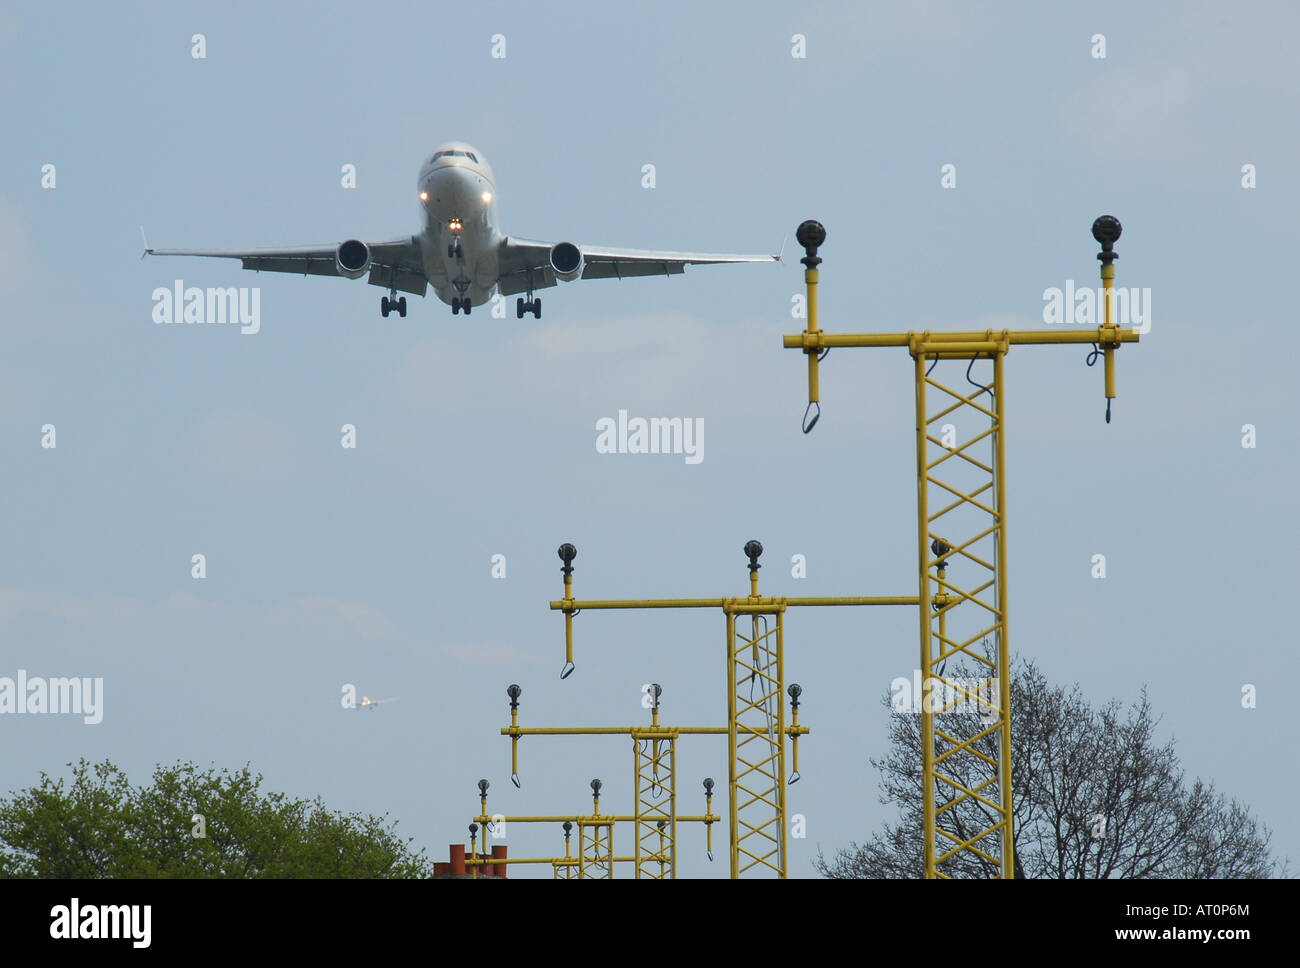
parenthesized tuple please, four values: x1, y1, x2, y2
(381, 295, 407, 318)
(516, 269, 541, 319)
(452, 297, 472, 315)
(447, 239, 463, 259)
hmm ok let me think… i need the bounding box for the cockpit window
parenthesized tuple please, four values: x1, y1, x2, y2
(432, 150, 478, 163)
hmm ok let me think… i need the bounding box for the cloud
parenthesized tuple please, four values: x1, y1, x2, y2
(0, 588, 144, 625)
(287, 596, 396, 640)
(441, 643, 534, 666)
(0, 587, 397, 644)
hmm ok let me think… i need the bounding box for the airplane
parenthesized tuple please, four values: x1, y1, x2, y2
(145, 141, 781, 319)
(357, 696, 398, 710)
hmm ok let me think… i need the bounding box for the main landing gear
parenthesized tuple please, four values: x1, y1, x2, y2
(381, 295, 407, 317)
(452, 298, 472, 315)
(516, 268, 541, 319)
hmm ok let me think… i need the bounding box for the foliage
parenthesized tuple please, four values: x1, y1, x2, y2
(0, 758, 430, 878)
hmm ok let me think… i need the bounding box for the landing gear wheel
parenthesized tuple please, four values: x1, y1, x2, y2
(397, 296, 407, 317)
(516, 297, 525, 320)
(451, 298, 461, 314)
(381, 296, 391, 318)
(533, 298, 541, 319)
(462, 299, 471, 315)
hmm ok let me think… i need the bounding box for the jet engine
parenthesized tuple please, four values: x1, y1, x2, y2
(549, 242, 584, 282)
(336, 239, 370, 279)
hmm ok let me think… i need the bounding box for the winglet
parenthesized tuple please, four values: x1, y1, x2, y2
(776, 235, 787, 263)
(139, 226, 151, 260)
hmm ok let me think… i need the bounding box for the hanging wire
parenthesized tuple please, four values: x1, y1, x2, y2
(966, 355, 993, 401)
(802, 400, 820, 434)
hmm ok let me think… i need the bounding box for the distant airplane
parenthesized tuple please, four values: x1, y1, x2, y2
(358, 696, 398, 710)
(145, 141, 780, 319)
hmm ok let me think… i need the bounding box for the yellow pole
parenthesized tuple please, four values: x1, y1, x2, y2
(916, 349, 936, 878)
(726, 610, 739, 879)
(806, 265, 820, 406)
(563, 571, 574, 672)
(559, 542, 577, 677)
(632, 740, 641, 878)
(994, 349, 1014, 879)
(776, 609, 787, 879)
(1102, 261, 1116, 403)
(669, 741, 678, 878)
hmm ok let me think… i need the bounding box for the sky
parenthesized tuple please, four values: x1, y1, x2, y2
(1, 0, 1297, 879)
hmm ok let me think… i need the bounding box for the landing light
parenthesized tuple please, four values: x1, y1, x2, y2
(419, 191, 428, 201)
(481, 191, 492, 203)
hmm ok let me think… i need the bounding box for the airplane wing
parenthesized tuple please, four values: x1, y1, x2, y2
(145, 236, 428, 296)
(495, 237, 779, 297)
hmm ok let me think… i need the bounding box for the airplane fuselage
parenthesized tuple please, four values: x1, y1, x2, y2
(417, 142, 501, 307)
(145, 140, 776, 318)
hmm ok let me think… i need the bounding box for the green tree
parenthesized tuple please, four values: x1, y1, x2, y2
(815, 657, 1285, 879)
(0, 758, 430, 878)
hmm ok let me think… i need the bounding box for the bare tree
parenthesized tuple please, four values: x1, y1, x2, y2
(815, 656, 1284, 879)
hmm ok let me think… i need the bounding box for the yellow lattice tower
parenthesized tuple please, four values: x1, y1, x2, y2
(551, 540, 916, 877)
(464, 683, 722, 879)
(783, 216, 1140, 878)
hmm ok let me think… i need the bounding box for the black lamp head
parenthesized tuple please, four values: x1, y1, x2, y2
(1092, 215, 1122, 264)
(796, 220, 826, 266)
